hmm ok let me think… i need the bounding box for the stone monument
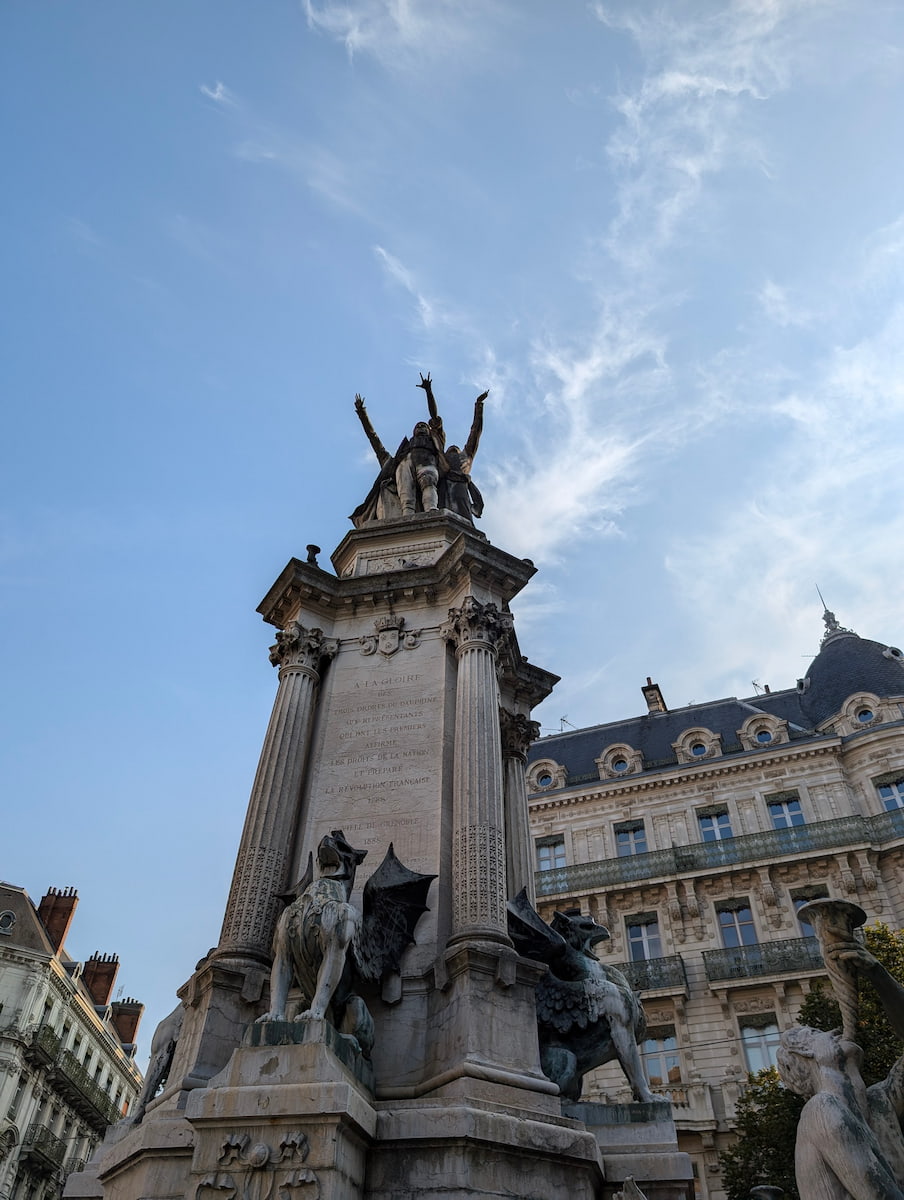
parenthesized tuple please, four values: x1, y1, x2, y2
(66, 376, 692, 1200)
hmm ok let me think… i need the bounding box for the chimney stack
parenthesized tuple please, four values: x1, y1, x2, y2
(37, 887, 78, 952)
(111, 997, 145, 1046)
(642, 677, 668, 714)
(82, 952, 120, 1006)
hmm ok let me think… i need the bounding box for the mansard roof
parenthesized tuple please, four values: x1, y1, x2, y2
(528, 616, 904, 785)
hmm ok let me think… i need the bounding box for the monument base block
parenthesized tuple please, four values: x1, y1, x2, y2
(566, 1101, 695, 1200)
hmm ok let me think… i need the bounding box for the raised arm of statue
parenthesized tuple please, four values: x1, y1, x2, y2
(464, 391, 487, 461)
(354, 394, 391, 466)
(417, 372, 445, 446)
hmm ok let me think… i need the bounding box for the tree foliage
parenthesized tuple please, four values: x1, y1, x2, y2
(720, 1068, 803, 1200)
(719, 923, 904, 1200)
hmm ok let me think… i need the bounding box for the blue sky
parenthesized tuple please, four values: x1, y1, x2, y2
(3, 1, 904, 1063)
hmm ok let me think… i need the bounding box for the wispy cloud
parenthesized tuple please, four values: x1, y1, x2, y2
(302, 0, 493, 69)
(373, 245, 462, 331)
(200, 81, 237, 106)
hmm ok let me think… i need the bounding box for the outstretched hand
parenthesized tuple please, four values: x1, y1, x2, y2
(475, 390, 489, 404)
(830, 942, 879, 974)
(417, 372, 432, 391)
(354, 393, 366, 412)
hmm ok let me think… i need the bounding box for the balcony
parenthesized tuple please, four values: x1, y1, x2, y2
(52, 1049, 122, 1131)
(702, 936, 823, 983)
(612, 955, 687, 994)
(23, 1023, 62, 1068)
(20, 1122, 67, 1174)
(535, 810, 904, 897)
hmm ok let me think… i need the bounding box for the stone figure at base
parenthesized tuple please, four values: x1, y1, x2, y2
(258, 830, 435, 1058)
(507, 889, 654, 1102)
(777, 939, 904, 1200)
(351, 374, 486, 526)
(128, 1003, 183, 1125)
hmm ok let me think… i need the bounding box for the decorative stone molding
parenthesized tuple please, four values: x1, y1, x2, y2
(596, 743, 644, 780)
(673, 727, 722, 764)
(831, 691, 894, 736)
(441, 596, 513, 654)
(268, 622, 338, 675)
(527, 758, 567, 792)
(737, 714, 789, 752)
(499, 709, 540, 761)
(358, 614, 420, 657)
(196, 1131, 318, 1198)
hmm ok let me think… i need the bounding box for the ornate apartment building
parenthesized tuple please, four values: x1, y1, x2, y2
(0, 884, 144, 1200)
(527, 612, 904, 1200)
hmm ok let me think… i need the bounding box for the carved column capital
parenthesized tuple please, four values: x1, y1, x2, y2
(268, 622, 338, 675)
(442, 597, 513, 655)
(499, 708, 541, 762)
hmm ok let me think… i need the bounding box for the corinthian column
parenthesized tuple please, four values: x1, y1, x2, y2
(442, 597, 513, 945)
(217, 622, 338, 964)
(500, 709, 541, 906)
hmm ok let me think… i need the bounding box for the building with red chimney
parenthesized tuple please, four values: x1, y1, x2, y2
(0, 883, 144, 1200)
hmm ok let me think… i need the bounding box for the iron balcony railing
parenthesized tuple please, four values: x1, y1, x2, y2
(535, 809, 904, 897)
(54, 1049, 122, 1130)
(24, 1023, 62, 1067)
(611, 955, 687, 993)
(21, 1122, 67, 1172)
(702, 935, 823, 983)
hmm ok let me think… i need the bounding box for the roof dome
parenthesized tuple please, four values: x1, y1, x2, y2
(797, 611, 904, 726)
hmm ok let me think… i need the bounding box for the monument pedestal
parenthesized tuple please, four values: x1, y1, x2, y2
(565, 1101, 695, 1200)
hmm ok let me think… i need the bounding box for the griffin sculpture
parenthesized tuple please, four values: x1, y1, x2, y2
(507, 889, 654, 1102)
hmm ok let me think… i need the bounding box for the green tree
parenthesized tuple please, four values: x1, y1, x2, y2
(719, 923, 904, 1200)
(720, 1068, 803, 1200)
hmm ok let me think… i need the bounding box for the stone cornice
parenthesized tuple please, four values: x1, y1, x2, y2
(529, 741, 842, 812)
(258, 520, 536, 630)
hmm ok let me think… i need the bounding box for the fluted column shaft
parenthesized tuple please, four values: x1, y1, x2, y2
(443, 598, 513, 944)
(217, 623, 337, 963)
(500, 709, 541, 906)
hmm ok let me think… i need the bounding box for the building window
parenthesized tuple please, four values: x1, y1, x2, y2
(877, 779, 904, 812)
(627, 916, 662, 961)
(536, 837, 566, 872)
(717, 902, 757, 947)
(642, 1028, 682, 1087)
(615, 820, 647, 857)
(0, 910, 15, 934)
(755, 729, 773, 744)
(697, 809, 733, 842)
(791, 889, 828, 937)
(740, 1018, 782, 1073)
(767, 795, 805, 829)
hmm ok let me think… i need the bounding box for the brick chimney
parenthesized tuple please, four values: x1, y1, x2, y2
(37, 887, 78, 952)
(82, 953, 120, 1006)
(110, 997, 144, 1046)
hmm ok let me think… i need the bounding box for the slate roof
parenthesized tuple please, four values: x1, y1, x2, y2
(528, 622, 904, 783)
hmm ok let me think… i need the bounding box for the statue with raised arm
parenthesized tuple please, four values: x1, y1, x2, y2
(350, 375, 487, 527)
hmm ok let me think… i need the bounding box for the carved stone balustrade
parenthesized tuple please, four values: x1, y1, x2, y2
(702, 935, 823, 983)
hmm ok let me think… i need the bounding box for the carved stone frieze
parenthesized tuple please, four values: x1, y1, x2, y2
(358, 614, 420, 657)
(268, 623, 338, 673)
(442, 596, 513, 654)
(499, 708, 541, 761)
(196, 1131, 319, 1199)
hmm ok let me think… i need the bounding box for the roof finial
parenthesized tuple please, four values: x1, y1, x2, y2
(815, 585, 855, 645)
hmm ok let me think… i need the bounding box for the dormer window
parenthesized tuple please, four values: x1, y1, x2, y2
(673, 728, 721, 764)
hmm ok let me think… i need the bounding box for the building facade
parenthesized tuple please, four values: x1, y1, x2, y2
(527, 613, 904, 1200)
(0, 884, 144, 1200)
